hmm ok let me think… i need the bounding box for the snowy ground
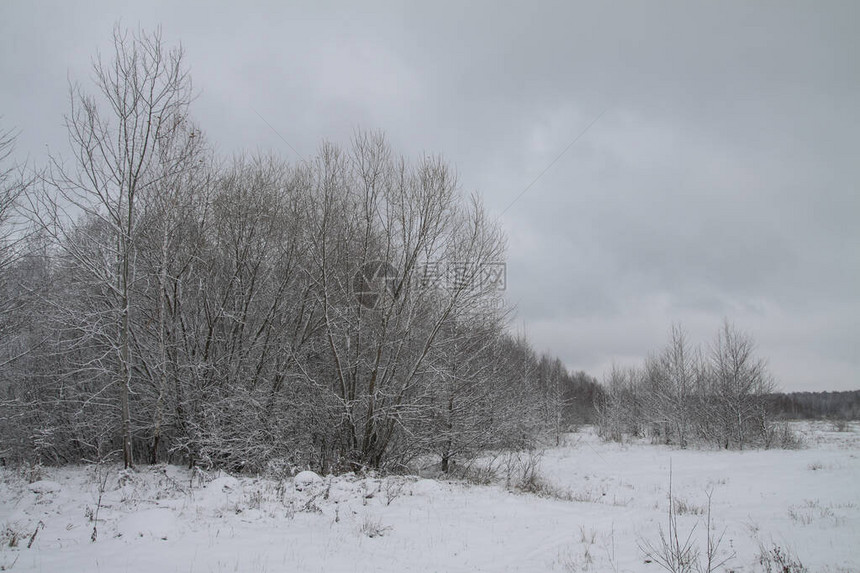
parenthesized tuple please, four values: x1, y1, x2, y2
(1, 422, 858, 572)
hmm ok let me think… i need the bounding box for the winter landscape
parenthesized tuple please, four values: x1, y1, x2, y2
(2, 3, 859, 572)
(2, 422, 858, 572)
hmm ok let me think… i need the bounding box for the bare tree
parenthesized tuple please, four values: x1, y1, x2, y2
(131, 117, 210, 464)
(708, 320, 775, 449)
(0, 125, 27, 273)
(596, 363, 644, 441)
(427, 315, 512, 472)
(643, 325, 703, 447)
(31, 26, 195, 467)
(537, 354, 568, 446)
(0, 124, 34, 461)
(0, 124, 31, 356)
(300, 132, 508, 471)
(175, 155, 321, 471)
(597, 322, 781, 450)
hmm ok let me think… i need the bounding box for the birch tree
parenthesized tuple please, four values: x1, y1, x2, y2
(708, 321, 775, 449)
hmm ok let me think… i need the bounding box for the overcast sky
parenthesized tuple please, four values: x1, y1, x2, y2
(2, 1, 858, 391)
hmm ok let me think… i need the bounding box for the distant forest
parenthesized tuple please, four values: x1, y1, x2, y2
(568, 386, 860, 428)
(765, 390, 860, 421)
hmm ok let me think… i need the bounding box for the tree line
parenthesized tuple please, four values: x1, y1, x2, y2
(2, 27, 807, 475)
(0, 28, 600, 474)
(596, 323, 800, 449)
(765, 390, 860, 421)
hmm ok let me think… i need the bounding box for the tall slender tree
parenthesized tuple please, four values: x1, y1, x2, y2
(33, 27, 196, 467)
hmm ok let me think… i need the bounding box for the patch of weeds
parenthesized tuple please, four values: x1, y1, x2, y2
(569, 486, 604, 504)
(382, 477, 407, 506)
(567, 482, 630, 506)
(245, 489, 265, 510)
(579, 525, 598, 545)
(116, 468, 136, 488)
(16, 462, 44, 484)
(359, 516, 390, 538)
(1, 526, 20, 549)
(298, 491, 323, 514)
(558, 527, 602, 572)
(452, 449, 547, 492)
(0, 521, 44, 570)
(501, 449, 543, 490)
(456, 462, 498, 486)
(209, 555, 270, 573)
(282, 503, 296, 520)
(638, 466, 734, 573)
(148, 465, 187, 499)
(560, 547, 594, 572)
(674, 498, 706, 516)
(758, 544, 806, 573)
(601, 523, 620, 573)
(0, 525, 23, 571)
(513, 466, 544, 493)
(190, 466, 211, 489)
(765, 423, 805, 450)
(360, 479, 378, 506)
(515, 472, 572, 501)
(787, 499, 844, 527)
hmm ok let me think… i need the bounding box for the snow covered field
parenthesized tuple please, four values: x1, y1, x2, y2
(1, 422, 857, 572)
